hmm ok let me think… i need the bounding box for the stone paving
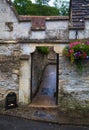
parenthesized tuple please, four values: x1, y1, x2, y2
(30, 64, 57, 107)
(1, 105, 89, 125)
(0, 115, 59, 130)
(0, 115, 89, 130)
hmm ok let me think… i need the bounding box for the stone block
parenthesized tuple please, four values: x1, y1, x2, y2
(12, 69, 19, 75)
(30, 31, 46, 39)
(69, 30, 76, 39)
(20, 55, 29, 60)
(46, 21, 68, 30)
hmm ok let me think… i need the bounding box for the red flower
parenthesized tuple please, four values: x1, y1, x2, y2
(82, 52, 87, 58)
(66, 53, 70, 57)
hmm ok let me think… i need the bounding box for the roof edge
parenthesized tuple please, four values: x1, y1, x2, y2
(20, 15, 69, 22)
(6, 0, 21, 22)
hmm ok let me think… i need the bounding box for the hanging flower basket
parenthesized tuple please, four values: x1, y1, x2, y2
(62, 41, 89, 73)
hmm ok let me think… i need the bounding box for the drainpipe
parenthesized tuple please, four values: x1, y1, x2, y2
(69, 0, 72, 25)
(75, 30, 78, 40)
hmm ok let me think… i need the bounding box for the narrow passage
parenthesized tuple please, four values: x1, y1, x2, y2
(31, 64, 57, 107)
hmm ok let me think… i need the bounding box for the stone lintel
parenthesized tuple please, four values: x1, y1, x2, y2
(0, 40, 70, 44)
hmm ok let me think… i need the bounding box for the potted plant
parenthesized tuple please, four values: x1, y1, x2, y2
(62, 41, 89, 73)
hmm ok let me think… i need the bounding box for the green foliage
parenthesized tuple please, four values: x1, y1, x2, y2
(59, 2, 69, 16)
(54, 0, 69, 16)
(13, 0, 69, 16)
(37, 47, 49, 55)
(13, 0, 59, 15)
(13, 0, 32, 15)
(28, 4, 59, 16)
(35, 0, 50, 5)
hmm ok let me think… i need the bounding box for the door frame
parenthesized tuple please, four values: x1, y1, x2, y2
(56, 54, 59, 105)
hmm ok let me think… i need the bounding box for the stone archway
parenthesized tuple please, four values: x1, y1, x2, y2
(18, 44, 60, 106)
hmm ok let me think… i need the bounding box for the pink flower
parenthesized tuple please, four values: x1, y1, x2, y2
(69, 42, 80, 48)
(86, 41, 89, 44)
(73, 42, 80, 45)
(69, 44, 73, 48)
(69, 50, 74, 53)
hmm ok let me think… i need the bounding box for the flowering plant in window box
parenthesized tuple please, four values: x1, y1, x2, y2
(62, 41, 89, 73)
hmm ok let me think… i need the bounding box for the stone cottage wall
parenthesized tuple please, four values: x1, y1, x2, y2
(1, 0, 89, 107)
(58, 46, 89, 111)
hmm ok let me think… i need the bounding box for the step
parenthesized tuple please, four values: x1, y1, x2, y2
(29, 104, 58, 109)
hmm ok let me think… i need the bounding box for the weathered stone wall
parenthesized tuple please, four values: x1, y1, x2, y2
(0, 59, 19, 89)
(0, 44, 21, 106)
(69, 19, 89, 40)
(59, 52, 89, 111)
(47, 47, 57, 63)
(30, 20, 69, 40)
(0, 56, 20, 106)
(46, 21, 69, 40)
(31, 50, 48, 97)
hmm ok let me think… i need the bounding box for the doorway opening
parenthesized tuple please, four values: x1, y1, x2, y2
(5, 92, 18, 110)
(30, 46, 59, 107)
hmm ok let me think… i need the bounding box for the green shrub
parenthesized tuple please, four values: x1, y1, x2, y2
(37, 47, 49, 54)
